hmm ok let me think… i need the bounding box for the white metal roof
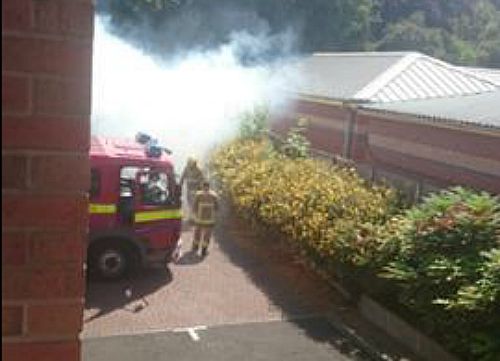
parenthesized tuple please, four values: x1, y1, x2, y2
(363, 90, 500, 129)
(458, 67, 500, 86)
(292, 52, 408, 100)
(364, 54, 498, 103)
(293, 52, 498, 103)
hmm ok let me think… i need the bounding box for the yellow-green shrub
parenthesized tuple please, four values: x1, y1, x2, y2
(210, 137, 398, 265)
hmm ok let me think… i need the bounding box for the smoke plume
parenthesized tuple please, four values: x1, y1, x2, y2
(91, 16, 301, 172)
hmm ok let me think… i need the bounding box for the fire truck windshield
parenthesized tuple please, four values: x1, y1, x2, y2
(120, 166, 173, 206)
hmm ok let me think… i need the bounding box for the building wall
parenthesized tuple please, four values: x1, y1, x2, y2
(2, 1, 94, 360)
(273, 98, 500, 199)
(273, 99, 350, 156)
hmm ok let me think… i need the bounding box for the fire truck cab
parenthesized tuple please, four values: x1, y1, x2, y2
(88, 134, 182, 280)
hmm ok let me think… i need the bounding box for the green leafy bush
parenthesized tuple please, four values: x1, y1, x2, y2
(379, 187, 500, 360)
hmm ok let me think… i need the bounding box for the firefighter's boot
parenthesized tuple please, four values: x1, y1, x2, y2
(201, 247, 208, 257)
(191, 241, 199, 253)
(192, 226, 202, 253)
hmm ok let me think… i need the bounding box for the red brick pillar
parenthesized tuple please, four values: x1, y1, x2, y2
(2, 1, 94, 360)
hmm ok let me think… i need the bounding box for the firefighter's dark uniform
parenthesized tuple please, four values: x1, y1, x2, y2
(179, 159, 205, 208)
(192, 187, 219, 256)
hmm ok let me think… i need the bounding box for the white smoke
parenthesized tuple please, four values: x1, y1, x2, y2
(91, 16, 300, 172)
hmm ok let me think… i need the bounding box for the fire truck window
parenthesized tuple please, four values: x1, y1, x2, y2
(142, 171, 171, 206)
(120, 166, 140, 197)
(90, 168, 100, 199)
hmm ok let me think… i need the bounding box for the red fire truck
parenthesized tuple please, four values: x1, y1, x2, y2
(88, 134, 182, 280)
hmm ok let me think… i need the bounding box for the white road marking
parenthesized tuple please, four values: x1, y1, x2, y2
(187, 328, 200, 341)
(173, 325, 207, 342)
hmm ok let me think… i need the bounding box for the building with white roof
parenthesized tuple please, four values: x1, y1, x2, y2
(273, 52, 500, 197)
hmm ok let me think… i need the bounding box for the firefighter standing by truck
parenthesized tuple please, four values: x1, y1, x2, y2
(179, 157, 205, 218)
(192, 180, 219, 257)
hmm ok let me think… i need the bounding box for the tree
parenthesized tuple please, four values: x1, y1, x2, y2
(97, 0, 500, 66)
(451, 0, 500, 66)
(378, 12, 447, 60)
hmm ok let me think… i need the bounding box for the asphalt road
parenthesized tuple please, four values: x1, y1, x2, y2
(83, 317, 369, 361)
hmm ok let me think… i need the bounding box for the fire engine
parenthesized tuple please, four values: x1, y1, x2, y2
(88, 133, 182, 280)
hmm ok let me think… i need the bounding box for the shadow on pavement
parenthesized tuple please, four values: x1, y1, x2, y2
(213, 201, 417, 361)
(84, 266, 173, 323)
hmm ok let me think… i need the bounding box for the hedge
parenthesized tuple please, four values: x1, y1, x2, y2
(210, 136, 500, 361)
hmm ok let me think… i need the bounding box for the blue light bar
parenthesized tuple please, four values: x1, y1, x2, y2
(136, 132, 172, 158)
(146, 145, 162, 158)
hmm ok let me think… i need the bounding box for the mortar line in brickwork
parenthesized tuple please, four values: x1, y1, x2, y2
(2, 70, 33, 77)
(2, 70, 35, 82)
(21, 261, 85, 271)
(2, 298, 83, 307)
(1, 114, 89, 124)
(33, 74, 92, 84)
(2, 149, 88, 157)
(2, 190, 89, 198)
(32, 112, 92, 119)
(2, 261, 83, 271)
(2, 30, 93, 44)
(3, 71, 91, 84)
(10, 113, 89, 121)
(22, 303, 28, 337)
(28, 74, 34, 116)
(3, 219, 88, 226)
(1, 111, 33, 118)
(25, 156, 33, 189)
(32, 72, 92, 82)
(2, 334, 79, 344)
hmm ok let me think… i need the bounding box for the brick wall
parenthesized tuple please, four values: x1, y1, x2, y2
(272, 99, 350, 156)
(354, 111, 500, 196)
(2, 1, 94, 361)
(274, 98, 500, 198)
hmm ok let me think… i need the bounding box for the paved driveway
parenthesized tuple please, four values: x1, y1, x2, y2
(83, 217, 336, 337)
(82, 205, 419, 361)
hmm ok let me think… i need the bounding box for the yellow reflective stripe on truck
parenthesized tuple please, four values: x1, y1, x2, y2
(134, 209, 182, 223)
(89, 203, 117, 214)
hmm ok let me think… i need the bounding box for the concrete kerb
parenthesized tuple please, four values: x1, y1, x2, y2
(289, 251, 397, 361)
(358, 296, 460, 361)
(325, 312, 393, 361)
(300, 250, 460, 361)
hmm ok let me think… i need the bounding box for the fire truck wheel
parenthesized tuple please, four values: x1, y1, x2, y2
(88, 239, 136, 281)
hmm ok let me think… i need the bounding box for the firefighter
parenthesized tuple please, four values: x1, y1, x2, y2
(179, 157, 205, 208)
(192, 180, 219, 257)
